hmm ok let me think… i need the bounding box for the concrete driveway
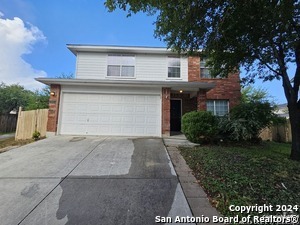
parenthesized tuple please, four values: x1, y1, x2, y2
(0, 136, 193, 225)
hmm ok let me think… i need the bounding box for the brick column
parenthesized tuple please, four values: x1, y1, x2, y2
(197, 89, 207, 111)
(162, 87, 171, 136)
(47, 84, 61, 134)
(188, 56, 201, 82)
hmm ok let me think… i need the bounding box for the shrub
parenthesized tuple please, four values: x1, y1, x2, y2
(218, 117, 255, 142)
(219, 101, 278, 142)
(182, 111, 218, 143)
(32, 130, 41, 141)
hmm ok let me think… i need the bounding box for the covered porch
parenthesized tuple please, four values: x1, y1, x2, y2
(161, 83, 214, 136)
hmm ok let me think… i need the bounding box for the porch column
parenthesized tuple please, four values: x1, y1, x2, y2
(162, 87, 171, 136)
(47, 84, 61, 136)
(197, 89, 207, 111)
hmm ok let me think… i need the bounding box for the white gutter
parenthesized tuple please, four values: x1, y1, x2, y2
(67, 44, 183, 56)
(35, 78, 215, 91)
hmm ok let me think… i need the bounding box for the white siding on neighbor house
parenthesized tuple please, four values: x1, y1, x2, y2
(75, 52, 188, 81)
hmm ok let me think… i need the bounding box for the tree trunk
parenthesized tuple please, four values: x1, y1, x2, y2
(289, 103, 300, 161)
(282, 43, 300, 161)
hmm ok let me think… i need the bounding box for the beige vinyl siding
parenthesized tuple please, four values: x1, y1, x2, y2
(136, 54, 188, 81)
(180, 56, 188, 81)
(75, 52, 188, 81)
(76, 52, 107, 79)
(135, 54, 166, 81)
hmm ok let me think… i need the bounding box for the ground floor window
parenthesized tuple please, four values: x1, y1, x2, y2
(206, 100, 229, 116)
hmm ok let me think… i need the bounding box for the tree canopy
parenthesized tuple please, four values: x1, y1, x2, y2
(241, 86, 272, 104)
(0, 83, 49, 114)
(105, 0, 299, 96)
(0, 83, 30, 114)
(105, 0, 300, 160)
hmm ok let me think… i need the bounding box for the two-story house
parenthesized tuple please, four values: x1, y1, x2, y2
(36, 45, 241, 137)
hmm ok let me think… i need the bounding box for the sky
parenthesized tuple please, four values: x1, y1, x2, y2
(0, 0, 288, 104)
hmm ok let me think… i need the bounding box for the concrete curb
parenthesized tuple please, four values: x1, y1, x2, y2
(0, 145, 20, 154)
(165, 145, 222, 225)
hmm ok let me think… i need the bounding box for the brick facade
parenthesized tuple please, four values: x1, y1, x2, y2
(162, 87, 171, 135)
(47, 84, 61, 133)
(188, 56, 201, 82)
(205, 73, 241, 109)
(160, 56, 241, 135)
(170, 93, 197, 115)
(188, 56, 241, 110)
(197, 90, 207, 111)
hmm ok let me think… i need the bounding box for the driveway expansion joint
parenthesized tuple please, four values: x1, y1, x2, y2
(0, 177, 63, 179)
(63, 177, 178, 179)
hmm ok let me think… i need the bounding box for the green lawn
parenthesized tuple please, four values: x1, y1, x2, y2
(179, 142, 300, 217)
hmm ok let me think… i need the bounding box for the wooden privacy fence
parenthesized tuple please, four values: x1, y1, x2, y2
(260, 119, 292, 143)
(0, 114, 17, 133)
(15, 108, 48, 140)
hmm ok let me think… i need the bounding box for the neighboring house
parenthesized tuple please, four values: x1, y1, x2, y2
(275, 103, 289, 118)
(36, 45, 241, 137)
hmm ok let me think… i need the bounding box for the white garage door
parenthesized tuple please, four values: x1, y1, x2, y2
(59, 92, 161, 136)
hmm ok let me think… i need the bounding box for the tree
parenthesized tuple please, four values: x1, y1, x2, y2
(0, 83, 32, 114)
(26, 87, 50, 110)
(56, 72, 74, 79)
(105, 0, 300, 160)
(0, 83, 49, 113)
(241, 86, 271, 104)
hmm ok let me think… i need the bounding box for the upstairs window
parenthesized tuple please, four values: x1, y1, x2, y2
(200, 57, 222, 79)
(107, 54, 135, 77)
(200, 57, 212, 78)
(168, 57, 181, 78)
(207, 100, 229, 116)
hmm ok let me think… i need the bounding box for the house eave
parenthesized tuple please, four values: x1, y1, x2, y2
(67, 44, 189, 56)
(35, 78, 215, 91)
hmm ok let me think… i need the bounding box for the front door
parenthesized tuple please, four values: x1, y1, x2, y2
(170, 99, 182, 132)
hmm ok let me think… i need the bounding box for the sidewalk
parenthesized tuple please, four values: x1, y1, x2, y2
(163, 134, 200, 148)
(0, 133, 15, 140)
(164, 136, 222, 225)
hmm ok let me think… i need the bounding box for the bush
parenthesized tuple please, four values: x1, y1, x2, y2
(182, 111, 218, 143)
(32, 130, 41, 141)
(218, 117, 257, 142)
(219, 101, 277, 142)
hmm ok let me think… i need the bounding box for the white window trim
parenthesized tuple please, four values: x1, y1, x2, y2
(207, 100, 229, 116)
(200, 57, 223, 79)
(167, 56, 181, 79)
(106, 54, 136, 78)
(200, 57, 212, 79)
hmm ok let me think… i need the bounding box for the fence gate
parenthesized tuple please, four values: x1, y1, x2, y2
(15, 108, 48, 140)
